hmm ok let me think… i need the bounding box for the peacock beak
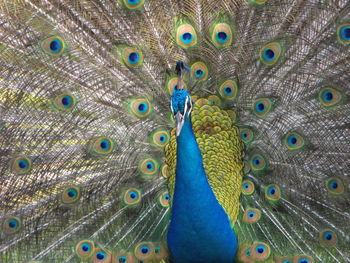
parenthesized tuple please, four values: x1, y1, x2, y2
(174, 111, 185, 136)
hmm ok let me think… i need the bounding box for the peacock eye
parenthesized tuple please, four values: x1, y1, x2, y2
(140, 246, 149, 254)
(134, 242, 154, 260)
(61, 185, 81, 205)
(319, 229, 337, 246)
(81, 243, 91, 252)
(3, 217, 22, 233)
(118, 256, 127, 262)
(250, 242, 271, 261)
(243, 208, 261, 223)
(265, 184, 281, 202)
(75, 240, 95, 259)
(325, 176, 344, 195)
(256, 245, 265, 253)
(42, 36, 66, 56)
(123, 0, 144, 9)
(96, 251, 106, 260)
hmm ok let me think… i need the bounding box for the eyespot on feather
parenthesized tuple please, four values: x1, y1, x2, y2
(219, 80, 239, 100)
(276, 257, 293, 263)
(242, 180, 255, 195)
(253, 98, 274, 117)
(259, 41, 283, 66)
(161, 164, 168, 178)
(92, 248, 112, 263)
(283, 131, 305, 151)
(122, 47, 143, 68)
(293, 255, 313, 263)
(243, 160, 251, 174)
(208, 95, 221, 106)
(61, 185, 81, 205)
(122, 188, 142, 205)
(249, 153, 267, 173)
(176, 20, 198, 48)
(89, 136, 115, 156)
(191, 62, 208, 81)
(318, 87, 343, 107)
(265, 184, 281, 201)
(10, 156, 32, 175)
(319, 229, 337, 247)
(138, 158, 159, 178)
(243, 208, 261, 223)
(337, 24, 350, 45)
(75, 240, 95, 259)
(134, 242, 154, 261)
(122, 0, 145, 9)
(52, 92, 77, 112)
(112, 252, 137, 263)
(250, 242, 271, 261)
(153, 243, 169, 260)
(158, 191, 170, 207)
(129, 98, 152, 118)
(211, 23, 233, 47)
(2, 216, 22, 234)
(237, 244, 254, 263)
(42, 36, 66, 56)
(325, 176, 345, 195)
(150, 129, 170, 147)
(240, 127, 254, 144)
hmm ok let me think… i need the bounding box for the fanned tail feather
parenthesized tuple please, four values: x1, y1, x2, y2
(0, 0, 349, 262)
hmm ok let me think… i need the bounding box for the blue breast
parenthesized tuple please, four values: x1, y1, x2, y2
(167, 116, 238, 263)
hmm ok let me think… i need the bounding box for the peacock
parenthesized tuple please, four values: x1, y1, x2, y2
(0, 0, 349, 262)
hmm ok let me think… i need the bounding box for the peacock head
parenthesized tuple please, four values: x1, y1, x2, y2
(175, 61, 191, 77)
(171, 88, 192, 137)
(171, 61, 192, 136)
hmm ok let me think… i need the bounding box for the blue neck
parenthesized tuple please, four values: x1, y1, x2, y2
(175, 116, 209, 192)
(167, 116, 238, 263)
